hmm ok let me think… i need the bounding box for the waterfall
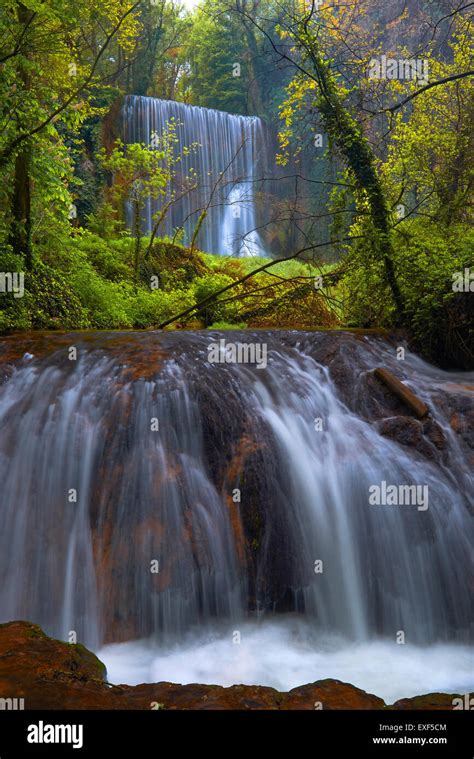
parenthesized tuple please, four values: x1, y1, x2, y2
(123, 95, 268, 256)
(0, 331, 472, 654)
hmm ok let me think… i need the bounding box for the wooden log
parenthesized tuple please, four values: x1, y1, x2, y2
(374, 367, 429, 419)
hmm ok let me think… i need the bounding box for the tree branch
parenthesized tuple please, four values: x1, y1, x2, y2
(373, 71, 474, 114)
(157, 236, 359, 329)
(0, 0, 143, 167)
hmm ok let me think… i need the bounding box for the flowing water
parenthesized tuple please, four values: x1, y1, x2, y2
(123, 96, 268, 256)
(0, 331, 472, 697)
(98, 618, 474, 703)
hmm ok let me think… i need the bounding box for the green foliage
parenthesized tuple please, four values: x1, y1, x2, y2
(0, 234, 198, 332)
(276, 5, 473, 364)
(208, 321, 248, 330)
(85, 202, 127, 241)
(343, 219, 474, 368)
(0, 225, 342, 334)
(193, 272, 238, 326)
(143, 240, 208, 289)
(72, 231, 132, 281)
(184, 4, 250, 114)
(70, 268, 132, 329)
(183, 0, 290, 119)
(129, 1, 191, 99)
(393, 222, 474, 369)
(0, 0, 142, 261)
(196, 255, 337, 329)
(1, 0, 471, 371)
(27, 261, 90, 330)
(0, 252, 30, 331)
(129, 287, 196, 329)
(381, 32, 474, 227)
(0, 253, 89, 331)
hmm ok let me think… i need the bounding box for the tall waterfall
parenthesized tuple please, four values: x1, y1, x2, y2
(0, 331, 472, 655)
(123, 95, 268, 256)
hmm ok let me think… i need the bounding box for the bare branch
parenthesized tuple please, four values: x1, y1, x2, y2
(157, 236, 360, 329)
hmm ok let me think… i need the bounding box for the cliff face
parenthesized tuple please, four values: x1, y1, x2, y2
(0, 622, 460, 710)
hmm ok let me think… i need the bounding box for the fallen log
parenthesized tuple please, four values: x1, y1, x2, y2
(374, 367, 429, 419)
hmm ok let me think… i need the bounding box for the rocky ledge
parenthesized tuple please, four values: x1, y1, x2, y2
(0, 622, 461, 710)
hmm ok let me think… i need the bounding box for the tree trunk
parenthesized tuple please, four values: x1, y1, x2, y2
(9, 3, 33, 268)
(9, 144, 32, 269)
(133, 199, 141, 285)
(305, 40, 405, 319)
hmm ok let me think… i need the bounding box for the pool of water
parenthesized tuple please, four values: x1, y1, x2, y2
(98, 616, 474, 704)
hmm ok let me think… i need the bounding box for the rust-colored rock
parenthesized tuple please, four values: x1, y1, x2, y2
(377, 416, 433, 457)
(377, 416, 447, 460)
(280, 680, 385, 710)
(392, 693, 459, 710)
(0, 622, 462, 711)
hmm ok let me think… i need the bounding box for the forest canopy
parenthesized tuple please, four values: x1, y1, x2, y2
(0, 0, 472, 368)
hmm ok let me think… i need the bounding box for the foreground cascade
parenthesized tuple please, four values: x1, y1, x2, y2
(0, 331, 472, 649)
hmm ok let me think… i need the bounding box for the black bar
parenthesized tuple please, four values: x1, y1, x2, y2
(0, 709, 472, 757)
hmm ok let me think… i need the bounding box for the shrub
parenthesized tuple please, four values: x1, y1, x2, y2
(342, 219, 474, 368)
(0, 253, 90, 332)
(193, 272, 239, 326)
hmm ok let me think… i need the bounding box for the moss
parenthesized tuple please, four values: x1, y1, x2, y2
(208, 321, 248, 330)
(25, 623, 46, 639)
(142, 240, 209, 290)
(0, 621, 107, 681)
(69, 643, 108, 681)
(0, 620, 46, 638)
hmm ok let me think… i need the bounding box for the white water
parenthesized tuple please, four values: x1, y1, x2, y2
(0, 331, 472, 699)
(98, 616, 474, 703)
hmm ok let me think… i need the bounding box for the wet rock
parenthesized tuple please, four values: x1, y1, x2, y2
(280, 680, 385, 710)
(392, 693, 459, 710)
(0, 331, 471, 641)
(0, 621, 106, 681)
(449, 407, 474, 449)
(422, 418, 447, 450)
(377, 417, 441, 460)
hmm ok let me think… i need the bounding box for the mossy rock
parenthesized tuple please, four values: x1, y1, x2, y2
(0, 621, 107, 683)
(141, 241, 209, 290)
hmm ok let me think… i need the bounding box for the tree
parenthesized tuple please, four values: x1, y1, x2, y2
(182, 0, 290, 118)
(381, 28, 474, 226)
(125, 0, 191, 98)
(99, 124, 198, 281)
(0, 0, 142, 263)
(249, 3, 406, 315)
